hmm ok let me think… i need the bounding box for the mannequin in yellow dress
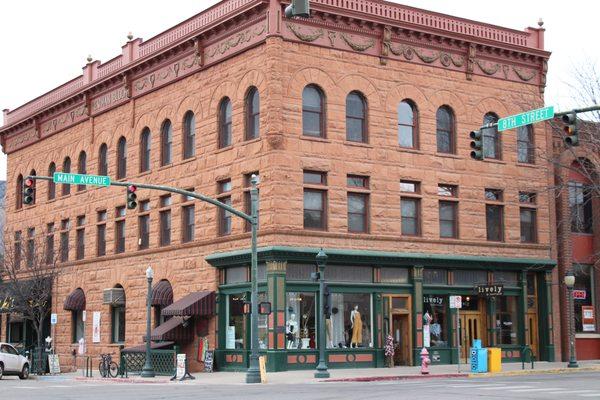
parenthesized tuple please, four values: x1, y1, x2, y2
(350, 305, 362, 348)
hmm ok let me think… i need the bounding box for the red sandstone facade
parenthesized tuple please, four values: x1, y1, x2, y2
(0, 0, 561, 372)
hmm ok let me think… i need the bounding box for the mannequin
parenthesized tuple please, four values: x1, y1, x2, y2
(350, 305, 362, 348)
(326, 317, 333, 348)
(286, 313, 298, 349)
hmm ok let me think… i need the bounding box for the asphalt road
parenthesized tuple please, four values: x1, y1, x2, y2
(1, 372, 599, 400)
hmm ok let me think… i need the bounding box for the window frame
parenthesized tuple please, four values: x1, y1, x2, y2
(98, 143, 108, 176)
(160, 119, 173, 166)
(517, 124, 534, 164)
(397, 100, 418, 149)
(218, 97, 233, 148)
(302, 85, 326, 138)
(48, 163, 56, 200)
(483, 112, 501, 160)
(140, 127, 151, 173)
(436, 106, 456, 154)
(77, 151, 87, 192)
(520, 207, 537, 243)
(245, 88, 260, 141)
(345, 91, 368, 143)
(62, 157, 71, 196)
(116, 137, 127, 180)
(96, 210, 107, 257)
(183, 111, 196, 159)
(439, 200, 458, 239)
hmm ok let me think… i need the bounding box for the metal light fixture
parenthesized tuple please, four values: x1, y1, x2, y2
(314, 248, 330, 378)
(564, 270, 578, 368)
(141, 266, 156, 377)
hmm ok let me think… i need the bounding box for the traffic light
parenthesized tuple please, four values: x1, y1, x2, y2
(23, 178, 35, 205)
(469, 130, 483, 160)
(284, 0, 310, 18)
(126, 185, 137, 209)
(562, 112, 579, 147)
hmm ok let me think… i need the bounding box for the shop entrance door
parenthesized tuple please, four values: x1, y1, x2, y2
(458, 297, 486, 362)
(383, 295, 412, 366)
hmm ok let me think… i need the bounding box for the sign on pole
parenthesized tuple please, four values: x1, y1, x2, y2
(50, 313, 58, 325)
(449, 295, 462, 309)
(497, 106, 554, 132)
(53, 172, 111, 187)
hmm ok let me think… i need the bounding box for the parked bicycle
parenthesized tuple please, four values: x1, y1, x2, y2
(98, 353, 119, 378)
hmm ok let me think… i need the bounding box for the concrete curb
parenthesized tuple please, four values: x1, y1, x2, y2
(322, 373, 468, 383)
(469, 365, 600, 378)
(73, 376, 172, 384)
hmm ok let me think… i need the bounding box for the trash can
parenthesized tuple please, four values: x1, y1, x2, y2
(487, 348, 502, 373)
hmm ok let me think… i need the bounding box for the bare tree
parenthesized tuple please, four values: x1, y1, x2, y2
(0, 229, 59, 374)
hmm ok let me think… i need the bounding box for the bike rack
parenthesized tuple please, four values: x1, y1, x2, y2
(521, 346, 535, 370)
(83, 356, 93, 377)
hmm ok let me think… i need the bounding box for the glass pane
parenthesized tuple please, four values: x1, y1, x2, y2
(304, 210, 323, 229)
(401, 198, 417, 217)
(303, 111, 322, 136)
(330, 293, 372, 348)
(226, 266, 247, 284)
(304, 171, 325, 184)
(226, 294, 246, 349)
(439, 201, 456, 219)
(402, 217, 417, 235)
(348, 213, 366, 232)
(423, 269, 447, 285)
(436, 131, 451, 153)
(573, 264, 594, 332)
(486, 205, 503, 241)
(303, 86, 321, 110)
(286, 292, 316, 349)
(423, 295, 447, 347)
(346, 93, 364, 118)
(286, 263, 316, 281)
(348, 194, 365, 213)
(494, 271, 518, 287)
(400, 181, 418, 193)
(453, 270, 487, 286)
(496, 296, 519, 345)
(397, 101, 414, 125)
(380, 267, 409, 284)
(304, 190, 323, 210)
(346, 118, 364, 142)
(398, 126, 414, 147)
(326, 266, 372, 283)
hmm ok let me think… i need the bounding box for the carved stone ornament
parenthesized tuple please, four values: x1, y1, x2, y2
(208, 24, 267, 58)
(540, 60, 548, 94)
(287, 23, 324, 42)
(388, 41, 464, 67)
(467, 43, 476, 80)
(340, 32, 375, 52)
(512, 66, 537, 81)
(135, 53, 202, 92)
(476, 59, 501, 75)
(42, 104, 87, 136)
(267, 133, 284, 149)
(327, 30, 337, 47)
(380, 25, 392, 64)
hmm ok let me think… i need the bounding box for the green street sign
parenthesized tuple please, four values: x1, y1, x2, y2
(497, 106, 554, 132)
(53, 172, 111, 187)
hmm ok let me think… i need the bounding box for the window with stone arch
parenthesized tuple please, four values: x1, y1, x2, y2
(160, 119, 173, 166)
(218, 97, 232, 148)
(140, 127, 151, 173)
(436, 106, 456, 154)
(245, 87, 260, 141)
(116, 137, 127, 180)
(182, 111, 196, 159)
(517, 124, 534, 164)
(346, 91, 367, 143)
(62, 157, 71, 196)
(77, 151, 87, 191)
(398, 99, 418, 149)
(98, 143, 108, 176)
(302, 84, 326, 138)
(483, 112, 501, 159)
(48, 162, 56, 200)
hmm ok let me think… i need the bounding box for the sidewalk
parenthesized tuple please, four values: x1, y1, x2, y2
(37, 360, 600, 385)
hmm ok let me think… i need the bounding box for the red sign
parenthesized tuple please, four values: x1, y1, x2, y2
(582, 306, 595, 332)
(573, 290, 587, 300)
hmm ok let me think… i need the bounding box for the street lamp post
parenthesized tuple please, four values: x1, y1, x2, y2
(564, 270, 579, 368)
(314, 249, 330, 378)
(246, 174, 261, 383)
(141, 266, 156, 378)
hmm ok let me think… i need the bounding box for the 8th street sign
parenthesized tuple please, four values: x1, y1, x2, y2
(497, 106, 554, 132)
(53, 172, 111, 187)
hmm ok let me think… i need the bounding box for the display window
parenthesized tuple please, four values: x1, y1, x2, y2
(328, 293, 373, 349)
(226, 293, 246, 349)
(574, 264, 595, 333)
(496, 296, 519, 345)
(423, 295, 447, 347)
(286, 292, 316, 349)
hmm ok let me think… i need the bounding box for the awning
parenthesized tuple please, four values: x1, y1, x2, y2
(64, 288, 86, 311)
(121, 341, 174, 354)
(161, 291, 215, 317)
(152, 280, 173, 307)
(143, 316, 194, 342)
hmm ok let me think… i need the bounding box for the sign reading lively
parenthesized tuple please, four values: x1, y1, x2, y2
(475, 284, 504, 296)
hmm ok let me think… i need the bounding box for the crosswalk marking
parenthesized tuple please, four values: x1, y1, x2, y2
(578, 394, 600, 398)
(546, 390, 596, 394)
(510, 388, 563, 392)
(450, 383, 506, 388)
(479, 385, 533, 390)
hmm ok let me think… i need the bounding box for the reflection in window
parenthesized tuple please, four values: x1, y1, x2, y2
(302, 85, 325, 138)
(423, 295, 447, 347)
(329, 293, 372, 349)
(574, 264, 595, 332)
(286, 292, 316, 349)
(258, 292, 268, 349)
(226, 294, 246, 349)
(436, 106, 454, 154)
(496, 296, 519, 345)
(398, 100, 417, 148)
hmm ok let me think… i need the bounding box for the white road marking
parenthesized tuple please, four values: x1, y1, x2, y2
(578, 394, 600, 398)
(510, 388, 563, 392)
(545, 390, 596, 394)
(450, 383, 506, 388)
(479, 385, 533, 390)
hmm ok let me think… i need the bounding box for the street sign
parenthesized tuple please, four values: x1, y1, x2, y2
(53, 172, 111, 187)
(497, 106, 554, 132)
(449, 295, 462, 309)
(50, 313, 57, 325)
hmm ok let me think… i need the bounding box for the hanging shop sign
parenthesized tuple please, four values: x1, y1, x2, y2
(92, 312, 101, 343)
(449, 296, 462, 309)
(475, 284, 503, 296)
(582, 306, 595, 332)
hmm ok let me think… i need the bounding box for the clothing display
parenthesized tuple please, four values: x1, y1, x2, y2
(351, 308, 363, 347)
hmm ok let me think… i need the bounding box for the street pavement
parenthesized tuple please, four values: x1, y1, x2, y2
(1, 371, 599, 400)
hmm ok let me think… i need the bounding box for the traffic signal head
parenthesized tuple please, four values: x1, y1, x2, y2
(126, 185, 137, 209)
(562, 112, 579, 147)
(469, 130, 483, 160)
(23, 178, 35, 205)
(285, 0, 310, 18)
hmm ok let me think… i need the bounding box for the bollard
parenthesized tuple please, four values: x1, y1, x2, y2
(420, 347, 431, 375)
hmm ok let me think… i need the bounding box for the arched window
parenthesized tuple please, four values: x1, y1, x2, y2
(77, 151, 87, 191)
(16, 174, 23, 209)
(48, 163, 56, 200)
(219, 98, 232, 148)
(98, 143, 108, 176)
(160, 120, 172, 166)
(302, 85, 325, 138)
(346, 91, 367, 143)
(436, 106, 455, 154)
(483, 112, 500, 159)
(140, 128, 151, 172)
(62, 157, 71, 196)
(517, 124, 534, 164)
(245, 88, 260, 140)
(398, 100, 418, 148)
(183, 112, 196, 159)
(117, 137, 127, 179)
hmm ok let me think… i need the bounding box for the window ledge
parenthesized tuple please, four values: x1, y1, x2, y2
(397, 147, 423, 155)
(344, 140, 372, 148)
(516, 162, 537, 168)
(482, 158, 507, 165)
(435, 152, 461, 159)
(243, 137, 261, 145)
(158, 164, 173, 171)
(215, 145, 233, 154)
(300, 136, 330, 144)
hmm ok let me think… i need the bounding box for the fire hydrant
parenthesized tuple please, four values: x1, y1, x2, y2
(420, 347, 431, 374)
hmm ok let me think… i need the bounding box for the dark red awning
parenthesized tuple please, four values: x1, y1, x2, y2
(152, 280, 173, 307)
(64, 288, 86, 311)
(143, 317, 194, 342)
(161, 291, 215, 317)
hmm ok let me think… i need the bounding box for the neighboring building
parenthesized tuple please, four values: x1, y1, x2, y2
(0, 0, 557, 372)
(553, 119, 600, 360)
(0, 180, 6, 252)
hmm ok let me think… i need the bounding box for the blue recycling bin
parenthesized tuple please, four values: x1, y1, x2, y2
(470, 347, 488, 373)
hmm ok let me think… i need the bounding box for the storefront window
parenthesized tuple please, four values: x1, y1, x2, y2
(287, 264, 315, 281)
(496, 296, 519, 345)
(380, 267, 409, 284)
(71, 310, 84, 343)
(329, 293, 372, 349)
(423, 295, 447, 347)
(226, 267, 247, 284)
(258, 292, 268, 349)
(286, 292, 316, 349)
(453, 270, 487, 286)
(423, 269, 448, 285)
(574, 264, 595, 332)
(226, 293, 246, 349)
(494, 271, 519, 287)
(327, 266, 373, 283)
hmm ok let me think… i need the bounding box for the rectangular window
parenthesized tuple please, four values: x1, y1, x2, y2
(494, 271, 519, 287)
(380, 267, 409, 284)
(438, 184, 457, 197)
(400, 180, 420, 193)
(97, 211, 106, 257)
(138, 214, 150, 250)
(519, 192, 537, 204)
(76, 227, 85, 260)
(517, 125, 534, 164)
(116, 206, 126, 218)
(574, 264, 595, 333)
(226, 266, 248, 284)
(520, 208, 537, 243)
(286, 264, 316, 281)
(160, 195, 172, 208)
(439, 201, 458, 238)
(569, 182, 593, 233)
(160, 210, 171, 246)
(14, 231, 22, 269)
(423, 295, 447, 347)
(496, 296, 519, 345)
(423, 269, 448, 285)
(348, 192, 368, 233)
(225, 293, 246, 349)
(329, 293, 373, 348)
(304, 189, 326, 230)
(326, 265, 373, 283)
(45, 223, 54, 264)
(60, 219, 70, 262)
(347, 175, 369, 188)
(26, 228, 35, 268)
(303, 170, 327, 185)
(486, 204, 504, 241)
(71, 310, 84, 343)
(401, 197, 420, 236)
(453, 270, 487, 286)
(286, 292, 317, 349)
(115, 219, 125, 254)
(111, 305, 126, 343)
(182, 204, 195, 243)
(217, 179, 232, 236)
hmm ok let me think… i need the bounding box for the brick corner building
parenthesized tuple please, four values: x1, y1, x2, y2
(0, 0, 560, 373)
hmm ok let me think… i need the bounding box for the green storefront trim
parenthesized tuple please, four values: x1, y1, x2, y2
(207, 246, 556, 371)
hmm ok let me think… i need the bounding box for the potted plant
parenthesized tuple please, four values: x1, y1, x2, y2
(384, 335, 395, 367)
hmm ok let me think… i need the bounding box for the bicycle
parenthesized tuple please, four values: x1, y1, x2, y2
(98, 353, 119, 378)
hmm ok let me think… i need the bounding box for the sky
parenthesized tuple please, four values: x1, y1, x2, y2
(0, 0, 598, 181)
